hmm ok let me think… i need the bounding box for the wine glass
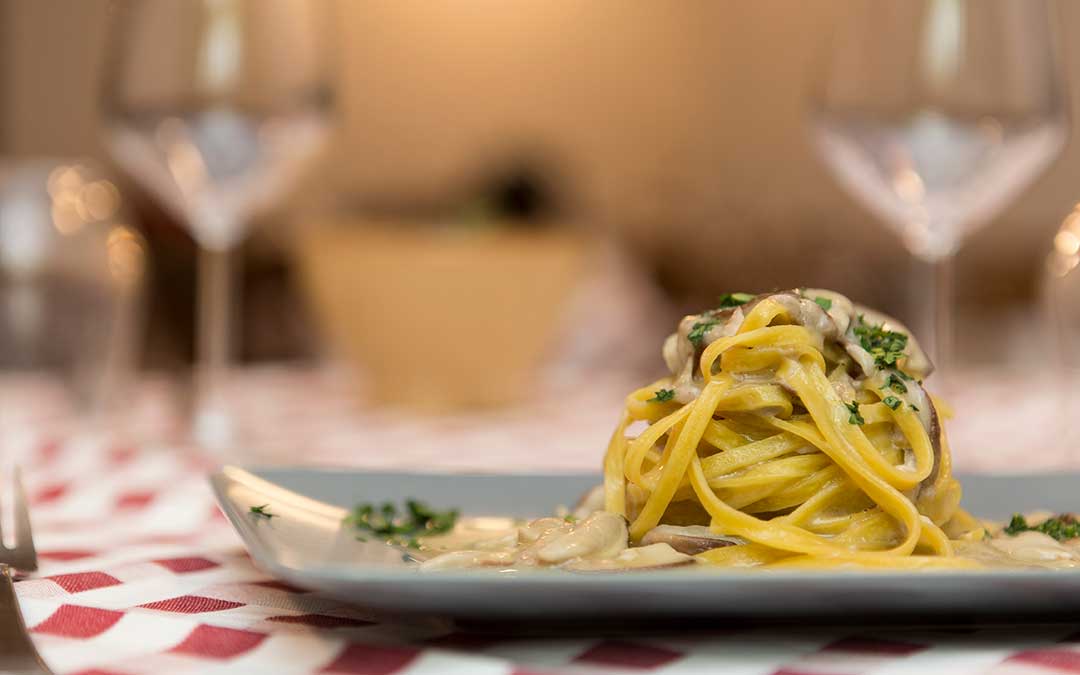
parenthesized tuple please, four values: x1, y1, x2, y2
(808, 0, 1067, 381)
(101, 0, 334, 452)
(0, 160, 147, 457)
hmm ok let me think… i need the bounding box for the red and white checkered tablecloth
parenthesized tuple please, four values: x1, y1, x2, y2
(9, 367, 1080, 675)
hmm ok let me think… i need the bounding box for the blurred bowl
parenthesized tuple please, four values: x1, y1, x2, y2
(297, 220, 586, 411)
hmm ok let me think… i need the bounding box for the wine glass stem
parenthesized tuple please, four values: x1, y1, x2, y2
(195, 244, 237, 450)
(917, 254, 954, 388)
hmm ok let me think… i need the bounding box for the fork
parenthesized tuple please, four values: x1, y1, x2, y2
(0, 467, 53, 675)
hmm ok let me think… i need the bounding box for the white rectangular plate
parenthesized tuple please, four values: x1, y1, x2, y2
(210, 467, 1080, 621)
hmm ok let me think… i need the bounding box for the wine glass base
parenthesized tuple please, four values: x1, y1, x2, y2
(192, 405, 236, 457)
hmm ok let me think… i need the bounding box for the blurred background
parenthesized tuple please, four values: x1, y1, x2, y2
(2, 0, 1079, 469)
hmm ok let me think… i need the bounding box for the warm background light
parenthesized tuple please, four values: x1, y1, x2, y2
(2, 0, 1077, 377)
(3, 1, 1078, 298)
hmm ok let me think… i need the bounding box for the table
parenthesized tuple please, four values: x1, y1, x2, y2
(11, 367, 1080, 675)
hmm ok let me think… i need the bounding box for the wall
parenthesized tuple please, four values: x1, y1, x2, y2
(2, 0, 1077, 312)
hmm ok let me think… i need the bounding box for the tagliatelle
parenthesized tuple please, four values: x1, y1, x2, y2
(418, 288, 1080, 574)
(603, 290, 972, 569)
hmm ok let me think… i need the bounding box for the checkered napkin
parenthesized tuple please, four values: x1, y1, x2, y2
(11, 437, 1080, 675)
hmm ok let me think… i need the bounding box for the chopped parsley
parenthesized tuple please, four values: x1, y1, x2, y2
(881, 372, 908, 394)
(564, 514, 578, 523)
(844, 400, 865, 425)
(249, 504, 275, 519)
(1003, 513, 1080, 541)
(688, 319, 719, 347)
(718, 292, 754, 308)
(688, 292, 755, 346)
(910, 404, 920, 412)
(648, 388, 675, 403)
(813, 296, 833, 311)
(853, 316, 909, 368)
(882, 396, 902, 411)
(344, 500, 459, 549)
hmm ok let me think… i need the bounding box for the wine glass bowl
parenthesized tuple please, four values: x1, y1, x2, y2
(102, 0, 333, 251)
(808, 0, 1068, 373)
(814, 111, 1065, 263)
(101, 0, 334, 452)
(0, 160, 147, 446)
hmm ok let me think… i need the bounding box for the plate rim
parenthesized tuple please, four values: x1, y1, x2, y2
(210, 465, 1080, 586)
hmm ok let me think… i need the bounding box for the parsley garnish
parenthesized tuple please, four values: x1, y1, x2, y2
(844, 400, 865, 425)
(910, 404, 920, 412)
(881, 372, 908, 394)
(882, 396, 902, 411)
(564, 514, 578, 523)
(344, 499, 459, 548)
(250, 504, 275, 519)
(853, 316, 909, 368)
(648, 388, 675, 403)
(1004, 513, 1080, 541)
(718, 292, 754, 308)
(814, 296, 833, 311)
(688, 319, 719, 347)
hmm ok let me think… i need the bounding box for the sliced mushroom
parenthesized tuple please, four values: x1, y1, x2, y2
(515, 520, 577, 567)
(473, 531, 520, 551)
(771, 292, 839, 341)
(640, 524, 743, 555)
(843, 341, 878, 377)
(989, 531, 1079, 565)
(536, 511, 628, 564)
(518, 517, 570, 544)
(802, 288, 856, 335)
(667, 303, 751, 403)
(662, 333, 683, 375)
(571, 485, 605, 521)
(923, 388, 942, 481)
(671, 358, 702, 404)
(671, 304, 749, 360)
(904, 377, 935, 432)
(419, 549, 515, 571)
(562, 543, 696, 572)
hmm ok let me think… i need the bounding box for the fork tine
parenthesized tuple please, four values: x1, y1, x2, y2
(13, 467, 37, 572)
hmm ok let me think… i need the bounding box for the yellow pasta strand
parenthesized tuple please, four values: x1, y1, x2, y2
(605, 295, 963, 569)
(602, 413, 629, 516)
(629, 379, 730, 541)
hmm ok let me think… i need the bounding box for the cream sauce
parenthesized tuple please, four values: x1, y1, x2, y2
(954, 535, 1080, 569)
(417, 511, 693, 571)
(413, 508, 1080, 572)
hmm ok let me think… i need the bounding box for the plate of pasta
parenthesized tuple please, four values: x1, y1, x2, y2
(212, 289, 1080, 619)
